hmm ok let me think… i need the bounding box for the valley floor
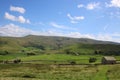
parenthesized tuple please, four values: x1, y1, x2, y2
(0, 63, 120, 80)
(0, 54, 120, 80)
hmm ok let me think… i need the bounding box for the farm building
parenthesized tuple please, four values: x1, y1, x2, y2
(101, 56, 116, 64)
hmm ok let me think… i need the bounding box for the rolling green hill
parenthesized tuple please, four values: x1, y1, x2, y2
(0, 35, 120, 55)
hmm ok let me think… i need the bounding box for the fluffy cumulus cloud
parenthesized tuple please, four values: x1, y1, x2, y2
(0, 24, 33, 37)
(18, 16, 26, 23)
(4, 12, 16, 21)
(67, 13, 84, 23)
(10, 5, 25, 14)
(86, 2, 100, 10)
(4, 12, 30, 24)
(106, 0, 120, 8)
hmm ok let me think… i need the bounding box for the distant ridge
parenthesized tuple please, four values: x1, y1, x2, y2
(24, 35, 119, 44)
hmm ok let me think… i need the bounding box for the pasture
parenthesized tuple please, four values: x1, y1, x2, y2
(1, 54, 120, 64)
(0, 54, 120, 80)
(0, 64, 120, 80)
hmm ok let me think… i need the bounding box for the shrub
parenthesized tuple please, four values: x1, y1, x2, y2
(89, 57, 97, 63)
(27, 52, 36, 56)
(0, 50, 9, 55)
(22, 73, 36, 78)
(13, 59, 21, 63)
(70, 61, 76, 65)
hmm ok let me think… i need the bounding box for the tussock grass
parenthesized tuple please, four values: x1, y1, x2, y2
(0, 64, 120, 80)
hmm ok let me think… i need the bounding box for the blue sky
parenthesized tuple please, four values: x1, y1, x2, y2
(0, 0, 120, 42)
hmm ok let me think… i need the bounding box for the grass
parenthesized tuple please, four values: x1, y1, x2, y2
(21, 54, 103, 64)
(1, 35, 120, 56)
(1, 35, 120, 80)
(1, 53, 120, 64)
(107, 65, 120, 80)
(0, 64, 120, 80)
(92, 65, 109, 80)
(0, 53, 120, 80)
(0, 53, 26, 61)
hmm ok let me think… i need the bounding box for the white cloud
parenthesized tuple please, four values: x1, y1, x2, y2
(39, 31, 120, 43)
(50, 22, 74, 30)
(50, 22, 65, 29)
(70, 21, 78, 24)
(77, 2, 100, 10)
(105, 0, 120, 18)
(4, 12, 30, 24)
(112, 33, 120, 37)
(18, 16, 26, 23)
(67, 13, 84, 23)
(65, 32, 120, 43)
(67, 13, 84, 20)
(0, 24, 120, 43)
(10, 5, 25, 14)
(77, 4, 84, 8)
(5, 12, 16, 21)
(86, 2, 100, 10)
(96, 34, 112, 41)
(0, 23, 33, 37)
(64, 32, 95, 39)
(106, 0, 120, 8)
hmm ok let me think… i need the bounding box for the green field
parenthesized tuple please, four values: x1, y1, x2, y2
(0, 54, 120, 64)
(0, 54, 120, 80)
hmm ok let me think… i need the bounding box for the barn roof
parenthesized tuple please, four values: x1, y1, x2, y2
(103, 56, 116, 61)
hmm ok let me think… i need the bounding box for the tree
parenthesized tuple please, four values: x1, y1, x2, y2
(4, 50, 9, 55)
(94, 50, 98, 54)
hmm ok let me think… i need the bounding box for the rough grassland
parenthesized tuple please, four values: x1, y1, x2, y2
(0, 64, 120, 80)
(0, 54, 120, 80)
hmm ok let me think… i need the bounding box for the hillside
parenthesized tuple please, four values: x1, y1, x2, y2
(0, 35, 120, 55)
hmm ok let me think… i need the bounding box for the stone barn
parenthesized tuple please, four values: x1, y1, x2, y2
(102, 56, 116, 64)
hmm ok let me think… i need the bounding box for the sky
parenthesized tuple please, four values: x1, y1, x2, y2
(0, 0, 120, 42)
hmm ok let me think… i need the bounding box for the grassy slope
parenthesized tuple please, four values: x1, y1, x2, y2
(0, 35, 120, 55)
(61, 43, 120, 56)
(0, 37, 22, 53)
(1, 35, 120, 64)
